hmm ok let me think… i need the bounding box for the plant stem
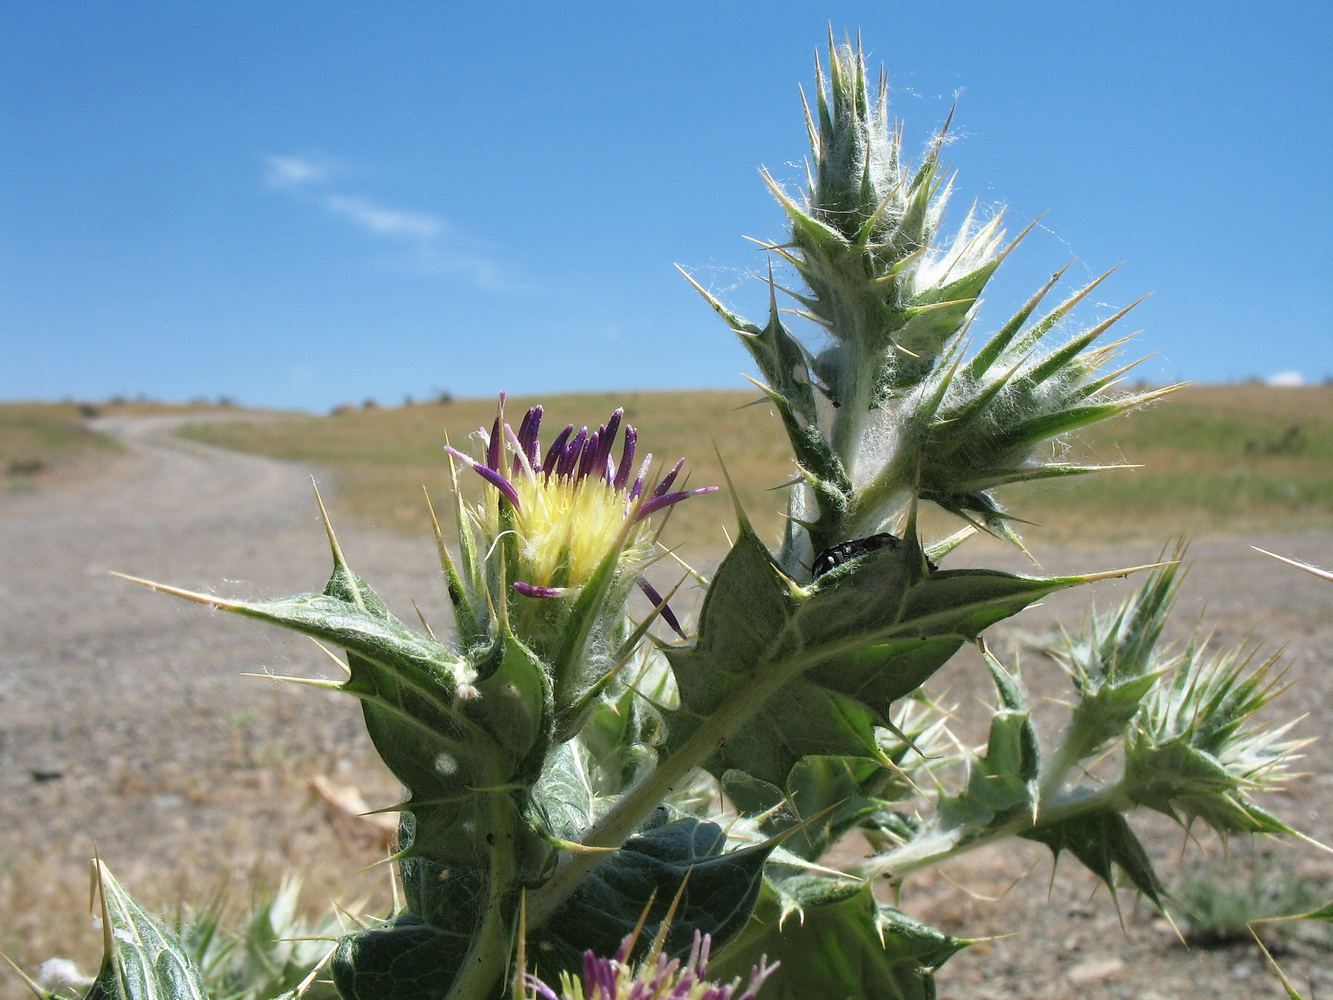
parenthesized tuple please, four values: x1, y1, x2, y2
(828, 335, 876, 466)
(524, 563, 1089, 930)
(525, 634, 833, 930)
(855, 782, 1134, 882)
(444, 793, 518, 1000)
(1038, 732, 1090, 804)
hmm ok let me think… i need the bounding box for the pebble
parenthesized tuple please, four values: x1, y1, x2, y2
(1067, 956, 1126, 985)
(30, 760, 66, 782)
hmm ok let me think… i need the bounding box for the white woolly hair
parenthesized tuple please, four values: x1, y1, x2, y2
(849, 392, 907, 492)
(908, 195, 1007, 298)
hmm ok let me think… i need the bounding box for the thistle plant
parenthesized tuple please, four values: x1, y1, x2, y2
(29, 31, 1327, 1000)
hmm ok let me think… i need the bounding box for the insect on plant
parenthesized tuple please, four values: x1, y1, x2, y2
(810, 532, 901, 579)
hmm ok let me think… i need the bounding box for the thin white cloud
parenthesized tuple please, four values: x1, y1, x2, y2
(325, 194, 443, 241)
(394, 243, 515, 292)
(264, 154, 334, 189)
(1266, 370, 1306, 387)
(263, 154, 520, 293)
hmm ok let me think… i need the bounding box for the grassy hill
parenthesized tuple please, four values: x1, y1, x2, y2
(178, 384, 1333, 558)
(1, 400, 252, 494)
(0, 401, 122, 491)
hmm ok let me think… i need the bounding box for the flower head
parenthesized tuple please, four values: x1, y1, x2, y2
(447, 396, 716, 601)
(525, 931, 776, 1000)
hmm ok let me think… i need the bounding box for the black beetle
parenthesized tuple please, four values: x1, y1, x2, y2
(811, 532, 900, 579)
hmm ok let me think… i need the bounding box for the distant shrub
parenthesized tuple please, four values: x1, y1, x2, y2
(8, 458, 46, 476)
(1177, 852, 1326, 947)
(1246, 424, 1307, 455)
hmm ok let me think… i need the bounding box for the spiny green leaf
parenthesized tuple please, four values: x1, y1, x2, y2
(1050, 560, 1182, 765)
(710, 878, 968, 1000)
(349, 628, 552, 875)
(426, 486, 487, 650)
(534, 817, 773, 981)
(173, 557, 556, 874)
(533, 739, 601, 844)
(1126, 740, 1297, 836)
(723, 753, 918, 862)
(937, 710, 1038, 829)
(894, 566, 1095, 639)
(1063, 670, 1161, 764)
(665, 523, 795, 723)
(322, 556, 553, 873)
(332, 915, 472, 1000)
(1005, 400, 1137, 445)
(667, 523, 1099, 790)
(702, 266, 822, 427)
(964, 264, 1069, 379)
(1126, 636, 1302, 838)
(1022, 810, 1166, 908)
(937, 656, 1039, 833)
(1005, 267, 1120, 360)
(746, 373, 849, 492)
(83, 862, 210, 1000)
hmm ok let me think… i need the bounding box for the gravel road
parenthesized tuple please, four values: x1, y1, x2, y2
(2, 412, 452, 726)
(1, 414, 446, 977)
(2, 414, 1331, 997)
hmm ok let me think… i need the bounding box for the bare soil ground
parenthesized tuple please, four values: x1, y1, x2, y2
(2, 415, 1330, 998)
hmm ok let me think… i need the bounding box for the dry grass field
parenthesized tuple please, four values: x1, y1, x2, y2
(0, 402, 122, 488)
(179, 383, 1333, 556)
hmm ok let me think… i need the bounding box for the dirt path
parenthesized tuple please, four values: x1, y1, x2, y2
(0, 414, 448, 977)
(2, 415, 1331, 996)
(1, 412, 450, 761)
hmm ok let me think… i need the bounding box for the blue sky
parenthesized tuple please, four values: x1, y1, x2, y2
(3, 2, 1330, 411)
